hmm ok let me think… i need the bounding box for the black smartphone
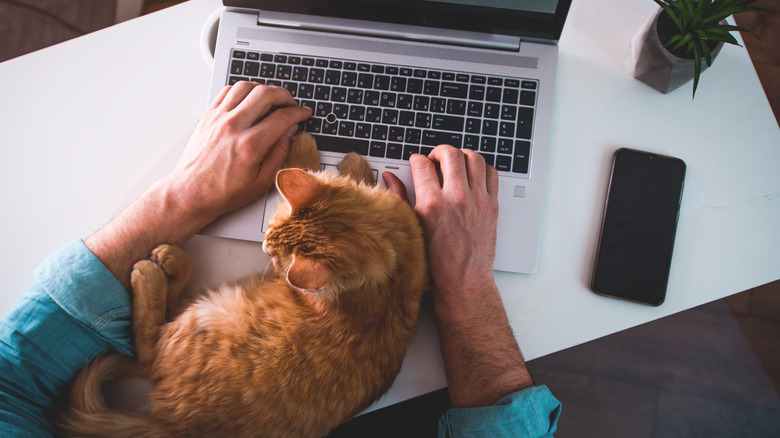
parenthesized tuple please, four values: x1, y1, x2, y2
(591, 148, 686, 306)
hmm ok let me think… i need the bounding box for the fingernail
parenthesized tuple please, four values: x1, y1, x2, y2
(286, 125, 298, 138)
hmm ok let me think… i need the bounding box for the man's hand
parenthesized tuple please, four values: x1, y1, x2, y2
(387, 145, 533, 408)
(163, 82, 313, 219)
(86, 83, 311, 290)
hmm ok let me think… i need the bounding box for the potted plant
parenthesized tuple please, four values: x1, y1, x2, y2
(629, 0, 762, 99)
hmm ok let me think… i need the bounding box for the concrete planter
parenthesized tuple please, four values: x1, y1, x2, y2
(629, 8, 724, 94)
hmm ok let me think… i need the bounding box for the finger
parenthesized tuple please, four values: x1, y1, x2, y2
(486, 163, 499, 197)
(427, 145, 468, 191)
(245, 104, 312, 163)
(462, 149, 487, 192)
(255, 133, 293, 195)
(218, 81, 258, 111)
(409, 153, 442, 197)
(209, 85, 232, 110)
(382, 172, 411, 205)
(234, 85, 298, 126)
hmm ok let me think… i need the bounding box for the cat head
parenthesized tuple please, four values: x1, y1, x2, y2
(262, 168, 415, 301)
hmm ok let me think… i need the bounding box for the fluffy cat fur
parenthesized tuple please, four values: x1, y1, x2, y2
(58, 133, 428, 437)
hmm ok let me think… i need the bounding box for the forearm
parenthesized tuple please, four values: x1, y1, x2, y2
(434, 281, 534, 408)
(84, 176, 216, 291)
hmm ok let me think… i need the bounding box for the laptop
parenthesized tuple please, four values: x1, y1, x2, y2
(200, 0, 571, 274)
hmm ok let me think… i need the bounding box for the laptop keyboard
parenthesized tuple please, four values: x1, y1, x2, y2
(228, 50, 536, 174)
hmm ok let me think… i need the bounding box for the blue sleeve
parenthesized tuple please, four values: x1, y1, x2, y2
(438, 385, 562, 438)
(0, 239, 133, 436)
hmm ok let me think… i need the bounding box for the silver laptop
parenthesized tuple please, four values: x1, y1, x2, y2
(200, 0, 571, 274)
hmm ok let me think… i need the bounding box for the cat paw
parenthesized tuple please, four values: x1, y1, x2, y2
(285, 132, 320, 171)
(339, 152, 374, 185)
(150, 244, 191, 280)
(131, 259, 167, 293)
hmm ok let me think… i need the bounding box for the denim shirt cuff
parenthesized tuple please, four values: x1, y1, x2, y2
(34, 239, 134, 355)
(439, 385, 562, 438)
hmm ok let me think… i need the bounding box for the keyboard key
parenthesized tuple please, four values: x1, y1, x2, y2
(380, 92, 396, 108)
(276, 65, 292, 80)
(496, 155, 512, 172)
(374, 75, 391, 90)
(498, 138, 513, 154)
(469, 85, 485, 100)
(333, 104, 349, 119)
(471, 75, 486, 84)
(341, 72, 358, 87)
(358, 73, 374, 88)
(364, 91, 380, 106)
(399, 111, 415, 126)
(520, 90, 536, 106)
(346, 88, 363, 104)
(499, 122, 515, 137)
(260, 53, 273, 61)
(231, 60, 243, 75)
(521, 80, 537, 89)
(356, 123, 371, 138)
(516, 107, 534, 139)
(372, 125, 388, 140)
(292, 66, 308, 81)
(403, 145, 420, 160)
(464, 135, 479, 150)
(415, 113, 432, 128)
(391, 77, 407, 92)
(440, 82, 468, 98)
(370, 141, 386, 157)
(503, 88, 519, 104)
(314, 85, 331, 100)
(325, 70, 341, 85)
(308, 68, 325, 83)
(482, 120, 498, 135)
(349, 106, 365, 121)
(389, 127, 405, 142)
(228, 76, 248, 85)
(407, 78, 424, 94)
(233, 50, 246, 59)
(405, 129, 421, 144)
(486, 87, 502, 102)
(432, 115, 465, 132)
(430, 98, 446, 113)
(513, 140, 531, 173)
(488, 77, 503, 86)
(338, 121, 356, 137)
(298, 83, 314, 99)
(413, 96, 429, 111)
(480, 137, 496, 152)
(366, 107, 382, 123)
(312, 134, 369, 156)
(424, 80, 440, 96)
(396, 94, 413, 110)
(481, 153, 495, 166)
(387, 143, 403, 159)
(447, 99, 467, 115)
(331, 87, 347, 102)
(382, 109, 399, 124)
(322, 120, 338, 135)
(243, 61, 259, 76)
(484, 103, 501, 119)
(504, 79, 520, 88)
(422, 130, 463, 148)
(468, 101, 483, 117)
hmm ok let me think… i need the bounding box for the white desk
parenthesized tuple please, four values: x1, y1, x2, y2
(1, 0, 779, 412)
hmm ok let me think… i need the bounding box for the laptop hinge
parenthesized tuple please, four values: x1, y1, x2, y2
(256, 11, 521, 52)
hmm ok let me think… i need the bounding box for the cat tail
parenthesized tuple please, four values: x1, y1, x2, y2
(56, 353, 164, 438)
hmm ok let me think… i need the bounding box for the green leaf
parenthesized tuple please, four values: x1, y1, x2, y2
(692, 44, 702, 99)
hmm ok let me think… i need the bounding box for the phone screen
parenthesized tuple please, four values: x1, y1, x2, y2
(591, 148, 686, 306)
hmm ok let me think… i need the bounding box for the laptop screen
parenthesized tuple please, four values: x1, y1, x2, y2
(224, 0, 572, 42)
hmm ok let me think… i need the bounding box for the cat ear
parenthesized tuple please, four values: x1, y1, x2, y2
(276, 168, 319, 211)
(287, 256, 329, 293)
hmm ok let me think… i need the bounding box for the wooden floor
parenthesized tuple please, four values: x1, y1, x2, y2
(2, 1, 778, 436)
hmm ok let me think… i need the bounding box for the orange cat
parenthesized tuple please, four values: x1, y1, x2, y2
(58, 133, 428, 437)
